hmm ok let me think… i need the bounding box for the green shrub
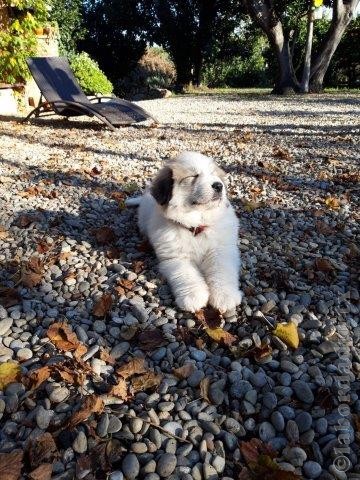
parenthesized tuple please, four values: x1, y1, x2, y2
(0, 0, 49, 84)
(118, 47, 176, 97)
(202, 36, 269, 88)
(69, 52, 113, 94)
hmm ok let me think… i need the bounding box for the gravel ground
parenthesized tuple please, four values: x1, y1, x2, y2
(0, 92, 359, 480)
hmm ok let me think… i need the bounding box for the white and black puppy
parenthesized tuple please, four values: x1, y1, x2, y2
(127, 151, 242, 313)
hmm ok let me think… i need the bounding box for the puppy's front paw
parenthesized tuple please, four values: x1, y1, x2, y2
(209, 289, 243, 314)
(176, 288, 209, 313)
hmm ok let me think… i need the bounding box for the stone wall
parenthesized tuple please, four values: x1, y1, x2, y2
(24, 33, 59, 112)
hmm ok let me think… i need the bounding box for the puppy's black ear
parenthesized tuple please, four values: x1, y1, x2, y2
(150, 166, 174, 205)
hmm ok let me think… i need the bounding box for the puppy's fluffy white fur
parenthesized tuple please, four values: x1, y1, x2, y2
(127, 151, 242, 313)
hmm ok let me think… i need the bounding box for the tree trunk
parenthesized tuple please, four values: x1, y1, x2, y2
(244, 0, 299, 94)
(193, 0, 217, 86)
(300, 10, 314, 93)
(309, 0, 359, 92)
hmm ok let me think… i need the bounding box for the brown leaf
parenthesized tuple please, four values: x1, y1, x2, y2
(200, 377, 211, 403)
(115, 278, 135, 293)
(0, 450, 23, 480)
(92, 293, 112, 317)
(73, 343, 88, 361)
(173, 363, 196, 379)
(92, 227, 116, 245)
(240, 438, 277, 464)
(315, 220, 335, 235)
(105, 247, 122, 259)
(76, 455, 92, 479)
(29, 463, 52, 480)
(0, 225, 9, 239)
(0, 287, 21, 308)
(109, 378, 128, 399)
(25, 366, 51, 390)
(137, 329, 167, 351)
(131, 371, 163, 393)
(29, 433, 57, 468)
(99, 347, 116, 365)
(21, 256, 44, 288)
(132, 260, 145, 274)
(117, 357, 147, 379)
(14, 214, 39, 228)
(36, 241, 51, 254)
(47, 322, 80, 351)
(66, 394, 104, 430)
(90, 165, 102, 176)
(314, 257, 334, 273)
(137, 240, 153, 253)
(111, 191, 126, 203)
(273, 146, 292, 161)
(194, 306, 222, 329)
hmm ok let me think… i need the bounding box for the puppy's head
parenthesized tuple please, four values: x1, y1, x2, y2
(151, 151, 226, 210)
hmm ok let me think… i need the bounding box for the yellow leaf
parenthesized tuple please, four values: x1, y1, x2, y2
(205, 327, 237, 346)
(325, 197, 340, 210)
(314, 0, 323, 7)
(242, 200, 264, 212)
(0, 362, 21, 390)
(273, 322, 299, 349)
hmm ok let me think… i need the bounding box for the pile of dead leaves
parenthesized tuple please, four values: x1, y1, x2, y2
(238, 439, 301, 480)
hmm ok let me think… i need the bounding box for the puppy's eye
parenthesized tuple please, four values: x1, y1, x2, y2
(180, 174, 198, 185)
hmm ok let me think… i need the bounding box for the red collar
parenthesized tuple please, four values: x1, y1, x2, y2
(188, 225, 207, 236)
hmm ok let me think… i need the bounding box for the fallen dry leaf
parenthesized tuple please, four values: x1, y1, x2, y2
(315, 220, 335, 235)
(200, 377, 211, 403)
(273, 322, 299, 349)
(76, 455, 92, 479)
(92, 226, 116, 245)
(92, 293, 112, 317)
(66, 394, 104, 430)
(0, 287, 21, 308)
(0, 225, 8, 239)
(137, 329, 167, 351)
(73, 343, 88, 362)
(115, 278, 135, 296)
(0, 361, 21, 389)
(131, 371, 163, 393)
(117, 357, 147, 379)
(137, 239, 153, 253)
(109, 378, 128, 400)
(25, 366, 51, 390)
(194, 306, 222, 329)
(205, 327, 237, 346)
(242, 200, 265, 212)
(173, 363, 196, 379)
(273, 146, 292, 161)
(13, 214, 39, 228)
(314, 257, 334, 273)
(99, 347, 116, 365)
(325, 196, 340, 210)
(132, 260, 145, 274)
(240, 438, 277, 464)
(29, 463, 52, 480)
(21, 256, 44, 288)
(105, 247, 122, 259)
(36, 240, 52, 254)
(29, 433, 57, 469)
(0, 450, 23, 480)
(47, 322, 80, 351)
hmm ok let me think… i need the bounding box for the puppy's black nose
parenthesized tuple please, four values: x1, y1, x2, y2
(212, 182, 223, 193)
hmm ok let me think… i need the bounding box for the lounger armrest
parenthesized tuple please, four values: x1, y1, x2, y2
(89, 96, 118, 104)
